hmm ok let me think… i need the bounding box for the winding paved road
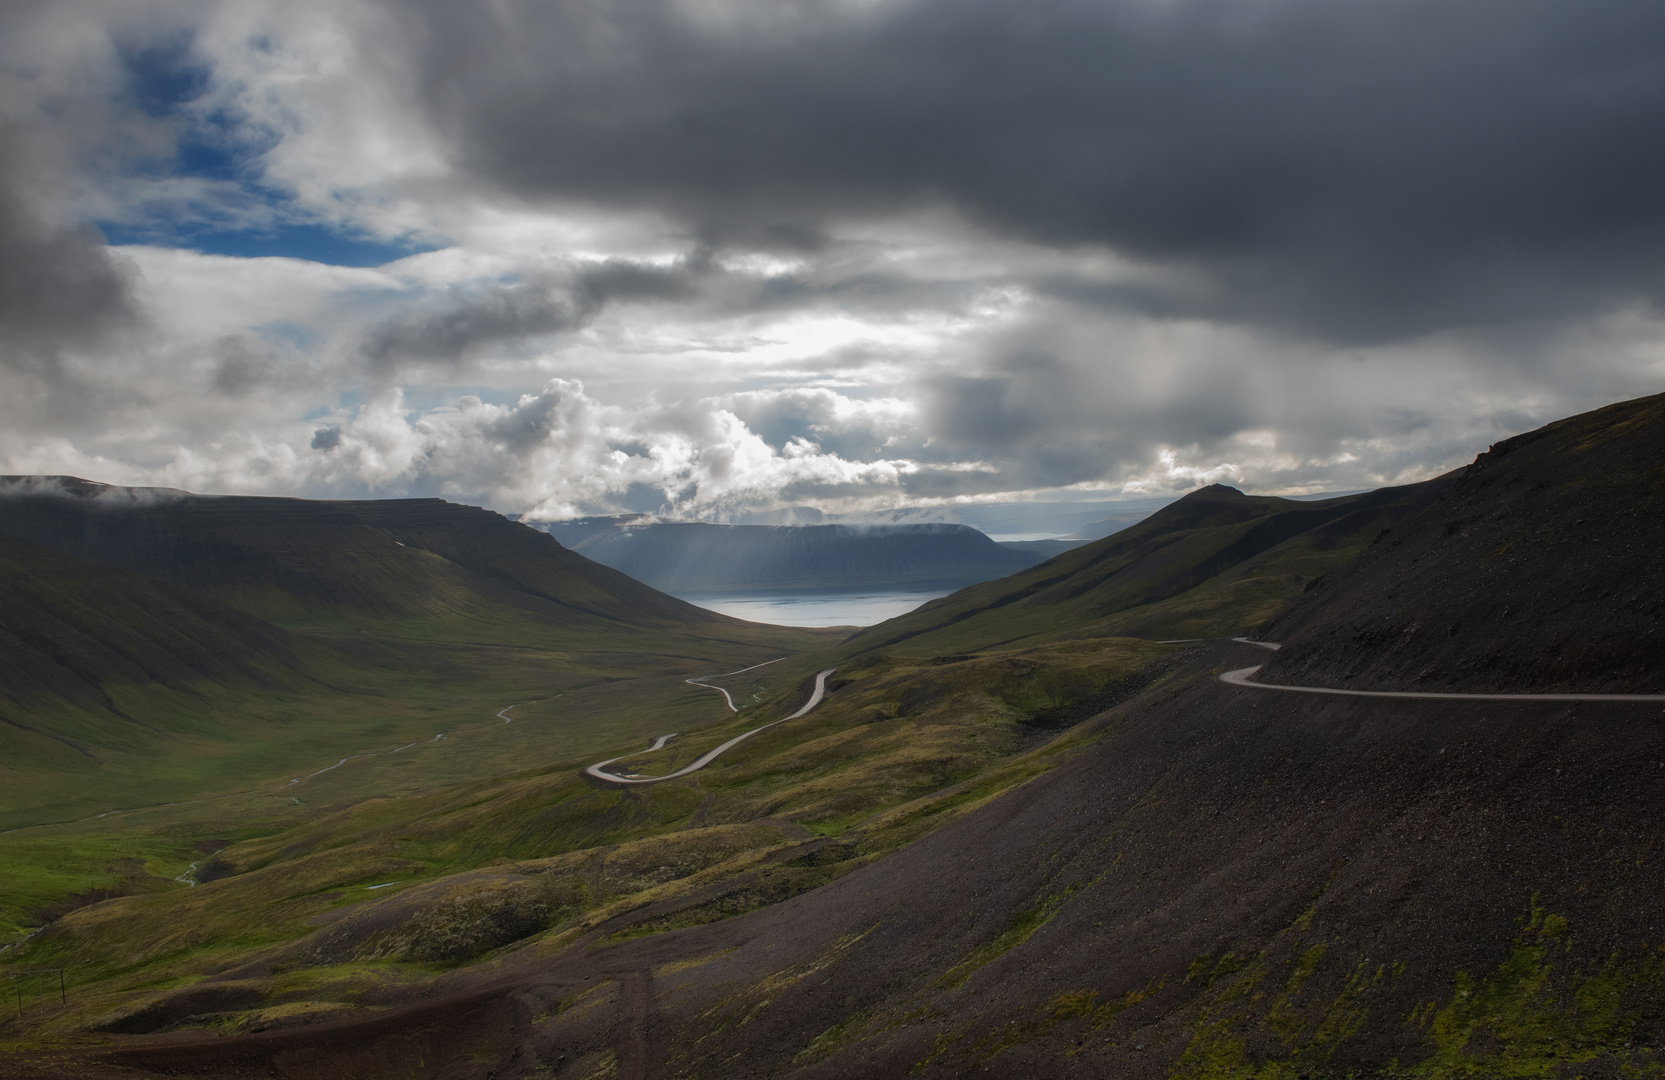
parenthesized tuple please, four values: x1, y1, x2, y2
(586, 668, 837, 785)
(685, 657, 787, 712)
(1221, 646, 1665, 702)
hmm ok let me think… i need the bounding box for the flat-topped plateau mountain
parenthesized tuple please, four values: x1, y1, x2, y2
(0, 478, 838, 829)
(535, 519, 1040, 593)
(0, 478, 718, 627)
(4, 392, 1664, 1079)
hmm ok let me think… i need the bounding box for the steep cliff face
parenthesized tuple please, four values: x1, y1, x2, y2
(541, 521, 1041, 592)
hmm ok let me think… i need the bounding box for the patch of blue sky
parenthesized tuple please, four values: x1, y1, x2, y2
(103, 220, 440, 268)
(121, 34, 253, 185)
(123, 34, 211, 120)
(106, 31, 443, 268)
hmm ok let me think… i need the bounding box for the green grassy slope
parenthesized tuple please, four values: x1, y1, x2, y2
(0, 473, 1461, 1052)
(0, 533, 308, 713)
(0, 480, 739, 639)
(0, 482, 839, 833)
(0, 533, 370, 824)
(0, 634, 1188, 1024)
(835, 477, 1454, 658)
(328, 499, 727, 625)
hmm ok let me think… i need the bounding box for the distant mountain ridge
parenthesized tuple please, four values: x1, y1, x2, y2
(0, 478, 715, 628)
(533, 520, 1041, 593)
(12, 396, 1665, 1079)
(833, 474, 1457, 656)
(0, 476, 833, 826)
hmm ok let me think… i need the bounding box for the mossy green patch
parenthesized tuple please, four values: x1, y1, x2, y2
(1414, 899, 1665, 1078)
(794, 1010, 875, 1064)
(938, 883, 1080, 990)
(1163, 901, 1665, 1080)
(938, 979, 1166, 1071)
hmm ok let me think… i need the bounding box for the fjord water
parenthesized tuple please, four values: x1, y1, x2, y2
(675, 587, 954, 626)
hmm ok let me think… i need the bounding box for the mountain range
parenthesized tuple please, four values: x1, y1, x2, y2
(840, 472, 1457, 655)
(3, 391, 1663, 1079)
(534, 519, 1042, 593)
(0, 478, 832, 829)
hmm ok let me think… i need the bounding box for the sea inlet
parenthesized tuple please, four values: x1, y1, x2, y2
(674, 587, 955, 627)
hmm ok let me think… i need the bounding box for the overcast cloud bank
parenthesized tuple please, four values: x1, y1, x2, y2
(0, 0, 1662, 521)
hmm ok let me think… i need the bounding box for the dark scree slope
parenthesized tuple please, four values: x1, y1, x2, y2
(1258, 390, 1665, 693)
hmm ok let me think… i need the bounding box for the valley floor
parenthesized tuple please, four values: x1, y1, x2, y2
(9, 639, 1665, 1079)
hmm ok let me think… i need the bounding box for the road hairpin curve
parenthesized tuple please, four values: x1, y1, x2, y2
(586, 668, 835, 785)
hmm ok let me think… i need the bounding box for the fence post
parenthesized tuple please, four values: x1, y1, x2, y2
(7, 969, 68, 1016)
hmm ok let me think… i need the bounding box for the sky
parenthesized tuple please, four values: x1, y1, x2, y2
(2, 0, 1663, 524)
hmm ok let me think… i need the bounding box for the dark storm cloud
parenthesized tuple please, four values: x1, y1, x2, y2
(918, 372, 1128, 492)
(361, 257, 701, 369)
(398, 0, 1665, 342)
(912, 335, 1274, 493)
(361, 247, 995, 373)
(0, 123, 137, 431)
(0, 151, 135, 366)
